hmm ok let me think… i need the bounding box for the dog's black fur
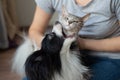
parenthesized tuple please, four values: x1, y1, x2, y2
(25, 32, 90, 80)
(25, 32, 64, 80)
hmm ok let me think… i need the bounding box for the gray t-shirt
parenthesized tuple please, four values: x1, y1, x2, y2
(35, 0, 120, 59)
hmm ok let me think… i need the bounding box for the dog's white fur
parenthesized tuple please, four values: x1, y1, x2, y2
(12, 24, 89, 80)
(12, 37, 38, 77)
(53, 24, 89, 80)
(12, 24, 62, 77)
(53, 37, 89, 80)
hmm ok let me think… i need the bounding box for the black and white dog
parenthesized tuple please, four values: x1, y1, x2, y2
(12, 25, 90, 80)
(25, 32, 90, 80)
(12, 28, 90, 80)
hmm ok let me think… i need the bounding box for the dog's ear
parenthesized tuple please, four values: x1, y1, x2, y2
(25, 49, 55, 80)
(26, 50, 44, 63)
(25, 50, 44, 80)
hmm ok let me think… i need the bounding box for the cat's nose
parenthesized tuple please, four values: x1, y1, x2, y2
(68, 21, 72, 25)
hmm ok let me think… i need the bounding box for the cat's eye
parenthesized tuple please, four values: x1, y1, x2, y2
(69, 21, 79, 24)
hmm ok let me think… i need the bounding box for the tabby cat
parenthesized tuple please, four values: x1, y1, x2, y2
(52, 6, 90, 39)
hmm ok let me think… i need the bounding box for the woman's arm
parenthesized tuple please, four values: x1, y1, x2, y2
(78, 21, 120, 52)
(29, 6, 52, 47)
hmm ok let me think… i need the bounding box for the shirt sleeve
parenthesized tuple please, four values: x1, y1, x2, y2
(35, 0, 55, 14)
(112, 0, 120, 21)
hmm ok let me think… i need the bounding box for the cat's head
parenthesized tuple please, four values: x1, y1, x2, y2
(59, 6, 90, 37)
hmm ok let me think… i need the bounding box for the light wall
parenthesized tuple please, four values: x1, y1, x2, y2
(15, 0, 36, 26)
(15, 0, 57, 27)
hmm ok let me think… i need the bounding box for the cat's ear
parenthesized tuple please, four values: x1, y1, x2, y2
(82, 13, 90, 22)
(62, 5, 69, 16)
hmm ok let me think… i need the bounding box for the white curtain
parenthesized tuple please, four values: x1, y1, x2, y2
(1, 0, 19, 40)
(0, 0, 19, 49)
(0, 0, 8, 49)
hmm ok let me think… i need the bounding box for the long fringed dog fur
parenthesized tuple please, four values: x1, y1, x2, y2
(25, 32, 90, 80)
(12, 25, 90, 80)
(12, 23, 90, 80)
(13, 28, 89, 80)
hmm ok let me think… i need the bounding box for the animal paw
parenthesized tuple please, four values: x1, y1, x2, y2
(52, 22, 63, 37)
(65, 37, 76, 45)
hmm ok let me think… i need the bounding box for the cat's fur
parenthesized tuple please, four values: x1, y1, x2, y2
(12, 6, 90, 80)
(53, 6, 90, 38)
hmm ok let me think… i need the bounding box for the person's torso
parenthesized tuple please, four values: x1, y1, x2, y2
(52, 0, 120, 39)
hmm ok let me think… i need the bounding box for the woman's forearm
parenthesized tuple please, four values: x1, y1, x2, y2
(78, 37, 120, 52)
(28, 6, 52, 48)
(29, 28, 44, 47)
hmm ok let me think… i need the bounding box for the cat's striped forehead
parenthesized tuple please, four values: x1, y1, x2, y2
(64, 13, 81, 21)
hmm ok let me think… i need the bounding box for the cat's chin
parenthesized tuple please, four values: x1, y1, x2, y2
(62, 31, 76, 38)
(61, 30, 74, 38)
(65, 34, 75, 38)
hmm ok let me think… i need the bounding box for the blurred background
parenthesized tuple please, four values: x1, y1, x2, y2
(0, 0, 35, 49)
(0, 0, 57, 80)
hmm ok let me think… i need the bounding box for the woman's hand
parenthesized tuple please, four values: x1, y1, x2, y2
(29, 6, 52, 48)
(77, 21, 120, 52)
(77, 37, 120, 52)
(77, 37, 86, 50)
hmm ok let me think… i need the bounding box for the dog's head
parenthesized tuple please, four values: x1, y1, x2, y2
(41, 32, 64, 54)
(25, 32, 64, 80)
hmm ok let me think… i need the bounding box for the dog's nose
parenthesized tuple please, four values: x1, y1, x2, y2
(48, 33, 55, 40)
